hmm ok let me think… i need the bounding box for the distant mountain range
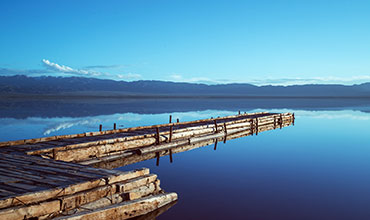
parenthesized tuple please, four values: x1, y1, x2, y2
(1, 75, 370, 97)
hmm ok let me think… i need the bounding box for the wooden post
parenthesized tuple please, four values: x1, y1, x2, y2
(156, 152, 160, 166)
(99, 124, 102, 132)
(223, 123, 228, 143)
(214, 120, 218, 132)
(169, 125, 173, 142)
(169, 115, 172, 123)
(274, 116, 277, 129)
(238, 110, 240, 115)
(255, 119, 258, 135)
(176, 118, 179, 123)
(156, 127, 160, 145)
(52, 149, 56, 160)
(113, 123, 116, 130)
(250, 120, 254, 135)
(292, 113, 295, 126)
(169, 149, 173, 163)
(214, 140, 218, 150)
(280, 114, 283, 129)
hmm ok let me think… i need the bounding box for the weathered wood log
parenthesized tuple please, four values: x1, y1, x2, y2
(58, 179, 161, 218)
(0, 168, 149, 209)
(116, 174, 157, 193)
(60, 184, 117, 211)
(60, 173, 157, 212)
(132, 200, 177, 220)
(23, 112, 291, 158)
(122, 180, 160, 200)
(35, 118, 278, 162)
(0, 200, 60, 220)
(53, 193, 178, 220)
(0, 111, 270, 147)
(84, 119, 294, 169)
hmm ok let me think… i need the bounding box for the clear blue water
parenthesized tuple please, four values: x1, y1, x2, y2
(1, 99, 370, 219)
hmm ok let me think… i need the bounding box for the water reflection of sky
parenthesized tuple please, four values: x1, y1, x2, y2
(1, 109, 369, 142)
(1, 108, 370, 219)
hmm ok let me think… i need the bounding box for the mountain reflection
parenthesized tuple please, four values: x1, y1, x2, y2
(1, 97, 370, 119)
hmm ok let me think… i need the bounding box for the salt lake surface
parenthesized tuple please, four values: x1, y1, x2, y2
(1, 98, 370, 220)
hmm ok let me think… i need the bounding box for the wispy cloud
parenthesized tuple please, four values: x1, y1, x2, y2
(168, 74, 370, 86)
(248, 76, 370, 86)
(0, 68, 52, 75)
(117, 73, 142, 80)
(169, 74, 219, 84)
(42, 59, 101, 76)
(84, 65, 121, 69)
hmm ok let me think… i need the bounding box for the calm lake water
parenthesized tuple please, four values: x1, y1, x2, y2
(1, 98, 370, 219)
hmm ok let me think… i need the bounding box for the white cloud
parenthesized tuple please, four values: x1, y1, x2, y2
(246, 75, 370, 86)
(170, 74, 182, 80)
(117, 73, 142, 80)
(168, 74, 370, 86)
(169, 74, 219, 84)
(42, 59, 101, 76)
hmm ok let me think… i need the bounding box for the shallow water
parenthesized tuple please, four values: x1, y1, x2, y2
(1, 98, 370, 220)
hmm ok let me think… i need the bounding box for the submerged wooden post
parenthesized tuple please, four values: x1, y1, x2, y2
(156, 152, 160, 166)
(169, 125, 173, 142)
(169, 149, 173, 163)
(156, 127, 160, 145)
(214, 140, 218, 150)
(169, 115, 172, 123)
(99, 124, 102, 132)
(113, 123, 116, 130)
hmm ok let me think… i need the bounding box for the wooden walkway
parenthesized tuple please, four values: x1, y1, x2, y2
(0, 111, 294, 219)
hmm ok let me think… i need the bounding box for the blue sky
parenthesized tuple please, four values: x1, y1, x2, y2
(1, 0, 370, 85)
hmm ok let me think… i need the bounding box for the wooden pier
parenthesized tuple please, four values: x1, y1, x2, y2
(0, 111, 294, 219)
